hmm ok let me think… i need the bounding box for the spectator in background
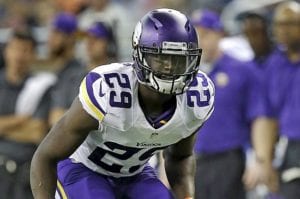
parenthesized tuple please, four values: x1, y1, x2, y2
(238, 11, 275, 71)
(239, 18, 274, 102)
(235, 10, 282, 199)
(0, 29, 55, 199)
(78, 0, 135, 61)
(47, 12, 85, 126)
(191, 9, 267, 199)
(237, 8, 278, 190)
(253, 1, 300, 199)
(84, 21, 118, 70)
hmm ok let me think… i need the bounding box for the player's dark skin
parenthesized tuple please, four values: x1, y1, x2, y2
(30, 82, 198, 199)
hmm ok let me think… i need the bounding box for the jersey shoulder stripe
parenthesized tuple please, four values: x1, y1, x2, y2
(78, 63, 131, 121)
(186, 71, 215, 121)
(79, 72, 106, 121)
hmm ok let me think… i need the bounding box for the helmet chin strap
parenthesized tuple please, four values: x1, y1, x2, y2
(148, 73, 186, 94)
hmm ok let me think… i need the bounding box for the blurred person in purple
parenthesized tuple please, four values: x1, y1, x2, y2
(0, 29, 55, 199)
(252, 1, 300, 199)
(84, 21, 118, 70)
(191, 9, 268, 199)
(234, 10, 282, 199)
(47, 12, 85, 126)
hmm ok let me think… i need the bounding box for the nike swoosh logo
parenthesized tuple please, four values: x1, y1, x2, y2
(99, 81, 106, 97)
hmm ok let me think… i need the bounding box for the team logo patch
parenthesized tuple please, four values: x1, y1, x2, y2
(215, 72, 229, 87)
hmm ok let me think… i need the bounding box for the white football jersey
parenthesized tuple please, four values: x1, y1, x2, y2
(70, 62, 215, 177)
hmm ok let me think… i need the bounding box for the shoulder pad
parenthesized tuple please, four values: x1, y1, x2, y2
(79, 70, 109, 121)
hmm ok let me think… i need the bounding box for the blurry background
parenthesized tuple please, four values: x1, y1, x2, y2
(0, 0, 292, 65)
(0, 0, 299, 199)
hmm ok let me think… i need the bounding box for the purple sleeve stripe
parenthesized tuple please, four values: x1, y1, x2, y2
(85, 72, 106, 114)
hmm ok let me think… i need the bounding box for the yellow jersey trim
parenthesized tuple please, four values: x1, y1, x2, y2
(80, 78, 105, 121)
(57, 180, 68, 199)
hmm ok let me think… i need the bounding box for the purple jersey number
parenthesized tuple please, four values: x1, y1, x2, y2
(104, 73, 132, 108)
(186, 73, 211, 107)
(88, 142, 166, 173)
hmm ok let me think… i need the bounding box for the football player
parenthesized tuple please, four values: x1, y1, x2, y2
(30, 9, 215, 199)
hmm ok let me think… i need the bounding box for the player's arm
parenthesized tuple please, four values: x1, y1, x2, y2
(163, 131, 198, 199)
(30, 97, 98, 199)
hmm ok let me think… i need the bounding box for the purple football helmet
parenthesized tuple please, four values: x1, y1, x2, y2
(132, 8, 202, 95)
